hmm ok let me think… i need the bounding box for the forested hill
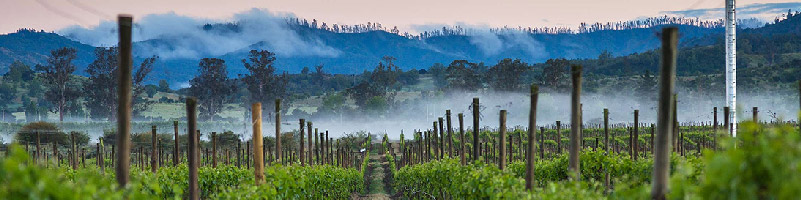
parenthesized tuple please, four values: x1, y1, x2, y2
(1, 19, 721, 82)
(1, 13, 798, 83)
(576, 11, 801, 77)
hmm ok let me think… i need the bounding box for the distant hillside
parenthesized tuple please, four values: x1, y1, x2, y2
(2, 13, 798, 85)
(0, 29, 94, 74)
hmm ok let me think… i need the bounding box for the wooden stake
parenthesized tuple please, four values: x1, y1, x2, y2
(724, 107, 730, 136)
(307, 122, 313, 165)
(186, 98, 199, 200)
(652, 27, 677, 200)
(526, 85, 538, 190)
(556, 121, 562, 154)
(634, 110, 639, 160)
(569, 65, 582, 181)
(275, 99, 281, 163)
(499, 110, 507, 170)
(253, 103, 264, 184)
(446, 110, 453, 157)
(115, 14, 134, 186)
(151, 126, 158, 173)
(437, 119, 444, 159)
(752, 107, 758, 123)
(173, 121, 179, 166)
(472, 98, 480, 162)
(299, 119, 305, 166)
(458, 113, 466, 165)
(603, 109, 609, 152)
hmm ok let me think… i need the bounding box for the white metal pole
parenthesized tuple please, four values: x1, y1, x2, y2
(726, 0, 737, 137)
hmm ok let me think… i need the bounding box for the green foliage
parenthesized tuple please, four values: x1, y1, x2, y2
(214, 164, 363, 199)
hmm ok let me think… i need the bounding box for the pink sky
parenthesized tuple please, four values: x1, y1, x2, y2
(1, 0, 798, 34)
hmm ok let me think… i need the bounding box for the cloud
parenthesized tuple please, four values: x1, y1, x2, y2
(58, 8, 340, 59)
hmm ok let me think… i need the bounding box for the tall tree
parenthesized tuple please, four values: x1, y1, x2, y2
(346, 56, 401, 109)
(190, 58, 236, 121)
(487, 58, 531, 91)
(83, 47, 157, 121)
(541, 58, 570, 91)
(0, 82, 16, 122)
(36, 47, 80, 122)
(240, 50, 288, 114)
(445, 60, 482, 91)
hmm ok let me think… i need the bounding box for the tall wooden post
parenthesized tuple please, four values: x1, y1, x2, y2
(724, 107, 730, 136)
(275, 99, 281, 163)
(253, 103, 265, 184)
(446, 110, 453, 157)
(569, 65, 582, 180)
(71, 132, 77, 170)
(539, 127, 545, 159)
(713, 107, 718, 131)
(458, 113, 466, 165)
(36, 132, 41, 162)
(556, 121, 562, 154)
(472, 98, 480, 162)
(115, 14, 133, 187)
(173, 121, 179, 166)
(633, 110, 639, 160)
(652, 27, 677, 200)
(499, 110, 507, 170)
(526, 85, 539, 190)
(186, 98, 199, 200)
(151, 126, 158, 173)
(299, 119, 305, 166)
(318, 132, 326, 164)
(212, 132, 218, 167)
(603, 109, 609, 152)
(314, 128, 319, 165)
(437, 118, 444, 159)
(752, 107, 758, 123)
(307, 122, 313, 165)
(53, 141, 59, 167)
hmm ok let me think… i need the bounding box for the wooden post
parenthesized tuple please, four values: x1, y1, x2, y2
(652, 27, 677, 200)
(53, 141, 59, 167)
(446, 110, 453, 157)
(458, 113, 466, 165)
(539, 127, 545, 159)
(186, 98, 199, 200)
(299, 119, 305, 166)
(314, 128, 319, 165)
(724, 107, 730, 136)
(319, 131, 324, 165)
(526, 85, 538, 190)
(752, 107, 758, 123)
(151, 126, 158, 173)
(173, 121, 179, 166)
(499, 110, 507, 170)
(603, 109, 609, 152)
(275, 99, 281, 163)
(633, 110, 639, 160)
(307, 122, 313, 165)
(650, 124, 655, 153)
(472, 98, 480, 162)
(437, 118, 444, 159)
(81, 148, 86, 168)
(253, 103, 265, 184)
(71, 132, 77, 170)
(115, 14, 134, 187)
(36, 132, 41, 162)
(713, 107, 718, 131)
(212, 132, 217, 167)
(569, 65, 582, 181)
(556, 121, 561, 154)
